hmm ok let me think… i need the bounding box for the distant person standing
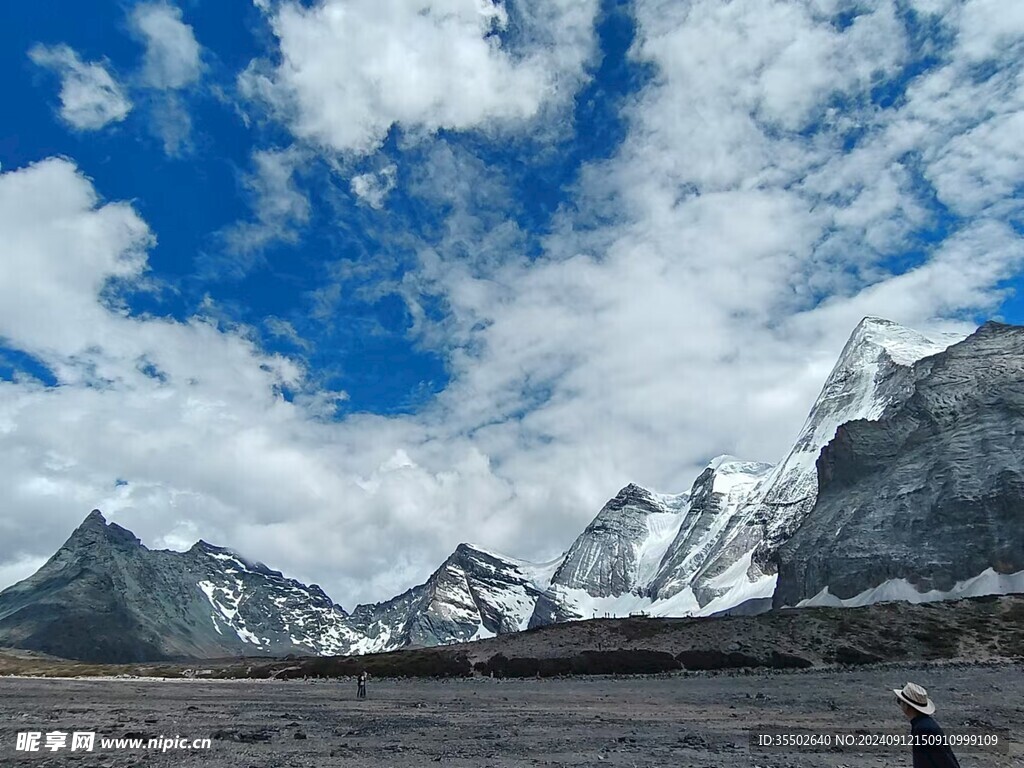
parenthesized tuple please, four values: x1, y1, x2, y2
(357, 670, 368, 700)
(893, 682, 961, 768)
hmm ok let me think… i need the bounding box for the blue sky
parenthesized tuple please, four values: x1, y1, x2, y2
(0, 0, 655, 416)
(1, 0, 1023, 605)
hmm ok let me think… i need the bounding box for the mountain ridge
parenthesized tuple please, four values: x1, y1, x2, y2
(3, 316, 1023, 662)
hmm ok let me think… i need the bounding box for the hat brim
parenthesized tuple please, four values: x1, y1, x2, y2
(893, 689, 936, 715)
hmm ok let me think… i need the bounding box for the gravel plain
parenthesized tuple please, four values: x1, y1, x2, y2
(1, 662, 1021, 767)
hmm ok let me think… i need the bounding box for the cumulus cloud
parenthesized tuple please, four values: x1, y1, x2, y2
(240, 0, 600, 154)
(3, 1, 1024, 608)
(130, 1, 202, 90)
(28, 44, 132, 130)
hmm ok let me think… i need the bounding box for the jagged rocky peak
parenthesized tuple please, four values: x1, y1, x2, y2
(646, 456, 772, 603)
(775, 321, 1024, 608)
(83, 508, 105, 525)
(344, 539, 560, 652)
(608, 482, 663, 510)
(549, 481, 687, 598)
(750, 317, 962, 565)
(63, 508, 143, 551)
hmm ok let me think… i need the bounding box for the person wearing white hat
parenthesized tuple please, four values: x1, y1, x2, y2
(892, 682, 961, 768)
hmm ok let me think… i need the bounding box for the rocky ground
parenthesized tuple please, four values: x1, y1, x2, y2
(1, 661, 1021, 767)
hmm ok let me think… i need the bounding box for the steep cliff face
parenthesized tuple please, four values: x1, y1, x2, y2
(774, 322, 1024, 608)
(749, 317, 959, 568)
(548, 484, 687, 598)
(647, 458, 773, 607)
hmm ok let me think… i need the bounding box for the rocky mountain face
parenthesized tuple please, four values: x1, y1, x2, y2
(343, 544, 561, 654)
(660, 316, 960, 613)
(748, 317, 958, 567)
(548, 483, 687, 598)
(774, 322, 1024, 608)
(0, 511, 357, 662)
(646, 458, 773, 609)
(2, 316, 1022, 662)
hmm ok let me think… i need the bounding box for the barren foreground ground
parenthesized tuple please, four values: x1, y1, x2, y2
(1, 662, 1021, 767)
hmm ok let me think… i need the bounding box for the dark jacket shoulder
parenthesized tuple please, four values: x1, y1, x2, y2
(910, 715, 960, 768)
(911, 715, 944, 735)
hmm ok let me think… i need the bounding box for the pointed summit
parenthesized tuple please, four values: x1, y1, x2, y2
(80, 508, 107, 527)
(189, 538, 226, 554)
(842, 316, 955, 367)
(64, 509, 141, 551)
(746, 317, 962, 564)
(549, 482, 684, 598)
(606, 483, 660, 511)
(67, 508, 110, 540)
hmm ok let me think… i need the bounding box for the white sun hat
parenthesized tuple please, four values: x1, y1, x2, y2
(893, 682, 936, 715)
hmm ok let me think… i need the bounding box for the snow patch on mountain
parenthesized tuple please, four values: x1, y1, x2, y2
(695, 550, 776, 615)
(797, 568, 1024, 608)
(646, 458, 773, 604)
(635, 511, 687, 586)
(197, 578, 268, 647)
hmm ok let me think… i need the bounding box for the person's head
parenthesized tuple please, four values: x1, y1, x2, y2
(898, 700, 917, 720)
(892, 682, 936, 719)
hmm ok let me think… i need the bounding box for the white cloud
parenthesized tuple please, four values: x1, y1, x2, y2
(130, 1, 202, 90)
(955, 0, 1024, 62)
(222, 147, 311, 257)
(3, 1, 1024, 609)
(127, 2, 203, 157)
(28, 44, 132, 130)
(149, 92, 193, 156)
(351, 165, 398, 209)
(241, 0, 600, 154)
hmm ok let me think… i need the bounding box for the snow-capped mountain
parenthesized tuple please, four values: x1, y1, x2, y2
(2, 316, 1021, 662)
(774, 321, 1024, 608)
(187, 539, 359, 656)
(548, 483, 688, 599)
(532, 459, 775, 623)
(647, 457, 773, 608)
(342, 544, 562, 653)
(664, 316, 962, 612)
(528, 483, 690, 624)
(0, 511, 358, 661)
(747, 317, 960, 564)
